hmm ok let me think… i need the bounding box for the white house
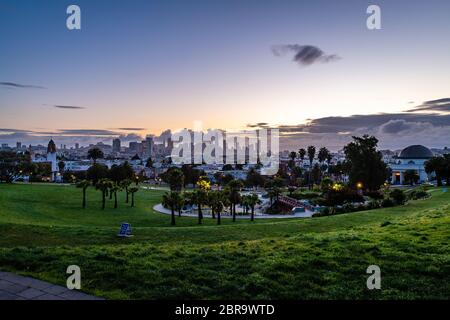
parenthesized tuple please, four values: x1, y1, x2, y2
(390, 145, 433, 185)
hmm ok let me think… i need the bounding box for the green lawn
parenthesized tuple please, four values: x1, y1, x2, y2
(0, 183, 449, 299)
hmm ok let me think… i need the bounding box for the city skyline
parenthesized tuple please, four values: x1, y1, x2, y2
(1, 0, 450, 150)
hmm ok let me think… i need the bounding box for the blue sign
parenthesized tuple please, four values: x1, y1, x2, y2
(118, 223, 132, 237)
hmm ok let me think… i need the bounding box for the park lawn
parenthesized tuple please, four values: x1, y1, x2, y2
(0, 184, 449, 299)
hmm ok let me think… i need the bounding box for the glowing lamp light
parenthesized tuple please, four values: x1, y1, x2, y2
(356, 182, 363, 189)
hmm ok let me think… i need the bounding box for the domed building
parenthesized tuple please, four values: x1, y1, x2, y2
(390, 145, 433, 184)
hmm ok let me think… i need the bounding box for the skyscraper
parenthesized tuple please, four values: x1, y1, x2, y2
(143, 135, 154, 159)
(113, 138, 121, 153)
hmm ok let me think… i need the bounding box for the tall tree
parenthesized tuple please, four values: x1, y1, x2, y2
(162, 167, 185, 191)
(191, 189, 207, 224)
(227, 179, 244, 222)
(87, 163, 109, 185)
(247, 194, 261, 221)
(110, 183, 121, 208)
(95, 178, 111, 209)
(120, 179, 132, 203)
(403, 170, 419, 186)
(307, 146, 316, 190)
(128, 187, 139, 207)
(425, 156, 446, 186)
(298, 148, 306, 164)
(318, 147, 330, 164)
(206, 190, 227, 225)
(162, 191, 182, 225)
(343, 135, 388, 191)
(87, 148, 104, 164)
(76, 180, 90, 208)
(246, 168, 265, 189)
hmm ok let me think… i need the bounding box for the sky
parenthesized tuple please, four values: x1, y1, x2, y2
(1, 0, 449, 150)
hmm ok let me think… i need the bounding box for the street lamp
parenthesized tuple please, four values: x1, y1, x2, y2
(356, 182, 363, 195)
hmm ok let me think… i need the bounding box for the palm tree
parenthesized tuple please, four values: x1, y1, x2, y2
(107, 179, 115, 200)
(289, 151, 297, 162)
(267, 187, 281, 206)
(209, 191, 225, 225)
(162, 191, 181, 225)
(241, 195, 250, 214)
(425, 156, 446, 186)
(207, 192, 217, 219)
(120, 179, 132, 203)
(247, 194, 261, 221)
(164, 167, 185, 191)
(110, 183, 121, 208)
(87, 148, 104, 164)
(404, 170, 419, 186)
(76, 180, 90, 208)
(95, 178, 110, 209)
(307, 146, 316, 189)
(298, 148, 306, 165)
(129, 187, 139, 207)
(191, 189, 206, 224)
(227, 179, 244, 222)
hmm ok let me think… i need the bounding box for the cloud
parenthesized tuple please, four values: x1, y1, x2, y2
(246, 122, 270, 128)
(56, 129, 119, 136)
(258, 109, 450, 150)
(114, 128, 146, 131)
(2, 98, 450, 151)
(0, 82, 46, 89)
(406, 98, 450, 113)
(0, 128, 34, 134)
(271, 45, 340, 66)
(378, 119, 433, 134)
(52, 105, 85, 110)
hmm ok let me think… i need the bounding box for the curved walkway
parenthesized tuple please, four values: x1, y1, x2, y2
(0, 271, 103, 300)
(153, 204, 314, 219)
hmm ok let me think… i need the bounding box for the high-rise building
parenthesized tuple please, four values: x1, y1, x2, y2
(129, 141, 139, 154)
(75, 143, 79, 149)
(16, 142, 22, 149)
(143, 135, 154, 159)
(112, 138, 121, 153)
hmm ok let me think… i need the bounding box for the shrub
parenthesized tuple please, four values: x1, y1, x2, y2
(290, 191, 321, 200)
(408, 189, 429, 200)
(389, 189, 407, 205)
(342, 203, 355, 212)
(381, 198, 395, 207)
(324, 187, 364, 206)
(320, 206, 331, 216)
(368, 200, 381, 209)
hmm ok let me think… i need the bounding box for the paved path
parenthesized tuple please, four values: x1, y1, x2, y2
(153, 204, 315, 219)
(0, 271, 103, 300)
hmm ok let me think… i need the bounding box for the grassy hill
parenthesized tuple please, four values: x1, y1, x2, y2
(0, 183, 449, 299)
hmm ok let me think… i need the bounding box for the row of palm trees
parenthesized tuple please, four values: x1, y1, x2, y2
(162, 182, 261, 226)
(76, 178, 139, 209)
